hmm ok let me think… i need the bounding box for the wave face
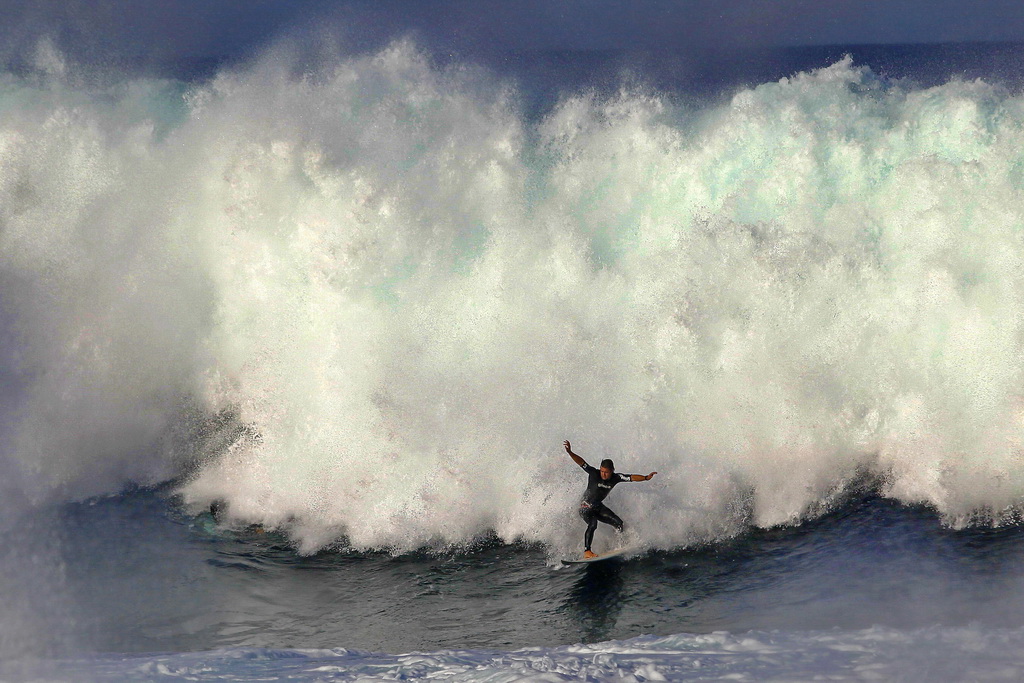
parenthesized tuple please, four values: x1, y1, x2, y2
(5, 44, 1024, 552)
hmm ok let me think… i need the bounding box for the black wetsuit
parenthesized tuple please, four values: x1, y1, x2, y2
(578, 462, 636, 552)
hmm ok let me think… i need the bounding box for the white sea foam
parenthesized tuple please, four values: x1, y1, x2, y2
(4, 45, 1024, 552)
(25, 625, 1024, 682)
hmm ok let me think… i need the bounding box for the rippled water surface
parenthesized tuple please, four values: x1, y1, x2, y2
(39, 490, 1024, 657)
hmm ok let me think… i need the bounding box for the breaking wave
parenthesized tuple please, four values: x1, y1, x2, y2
(4, 42, 1024, 553)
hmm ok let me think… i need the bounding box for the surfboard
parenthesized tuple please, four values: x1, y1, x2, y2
(561, 546, 636, 565)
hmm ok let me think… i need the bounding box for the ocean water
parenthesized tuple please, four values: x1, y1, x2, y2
(6, 40, 1024, 680)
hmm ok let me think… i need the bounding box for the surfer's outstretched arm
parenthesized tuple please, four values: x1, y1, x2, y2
(563, 440, 588, 468)
(628, 472, 658, 482)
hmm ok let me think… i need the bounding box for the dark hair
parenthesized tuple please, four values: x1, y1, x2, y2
(600, 459, 615, 471)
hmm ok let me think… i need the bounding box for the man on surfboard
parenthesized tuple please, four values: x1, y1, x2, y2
(563, 440, 657, 559)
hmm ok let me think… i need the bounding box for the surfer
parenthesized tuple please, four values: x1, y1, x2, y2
(563, 440, 657, 558)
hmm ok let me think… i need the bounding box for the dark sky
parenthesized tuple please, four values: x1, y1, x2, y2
(4, 0, 1024, 75)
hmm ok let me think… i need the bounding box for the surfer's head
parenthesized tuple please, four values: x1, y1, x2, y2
(599, 459, 614, 480)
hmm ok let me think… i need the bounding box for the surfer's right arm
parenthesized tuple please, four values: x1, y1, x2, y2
(563, 440, 588, 468)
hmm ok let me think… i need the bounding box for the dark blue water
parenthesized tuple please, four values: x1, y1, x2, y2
(31, 487, 1024, 659)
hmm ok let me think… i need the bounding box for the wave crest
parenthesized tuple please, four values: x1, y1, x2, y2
(4, 46, 1024, 551)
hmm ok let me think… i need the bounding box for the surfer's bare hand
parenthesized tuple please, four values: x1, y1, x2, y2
(563, 440, 572, 453)
(646, 472, 657, 480)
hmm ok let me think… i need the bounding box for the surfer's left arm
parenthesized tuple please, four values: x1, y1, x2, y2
(628, 472, 657, 482)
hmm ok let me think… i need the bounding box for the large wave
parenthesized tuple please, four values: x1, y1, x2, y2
(4, 42, 1024, 553)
